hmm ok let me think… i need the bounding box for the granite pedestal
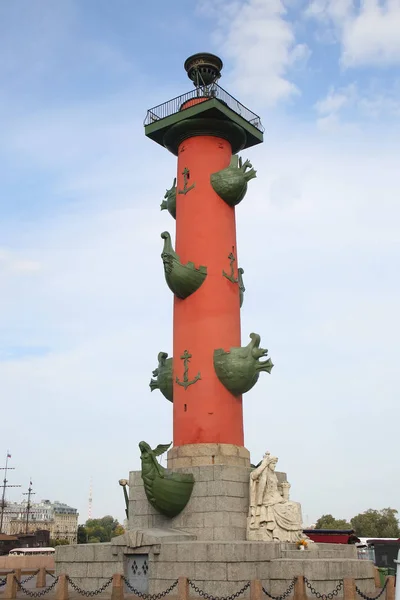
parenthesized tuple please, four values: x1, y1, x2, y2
(56, 445, 376, 596)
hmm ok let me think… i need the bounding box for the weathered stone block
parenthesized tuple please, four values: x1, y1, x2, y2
(66, 562, 89, 578)
(153, 561, 196, 579)
(215, 496, 248, 512)
(208, 480, 247, 497)
(194, 562, 227, 581)
(229, 512, 247, 528)
(87, 563, 104, 578)
(190, 481, 209, 498)
(130, 515, 153, 529)
(203, 512, 230, 528)
(187, 496, 217, 512)
(183, 527, 215, 541)
(134, 500, 153, 516)
(213, 465, 251, 483)
(227, 562, 257, 581)
(175, 542, 208, 563)
(92, 544, 112, 561)
(181, 513, 205, 528)
(213, 527, 240, 541)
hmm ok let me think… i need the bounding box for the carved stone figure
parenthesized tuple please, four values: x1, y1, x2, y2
(213, 333, 273, 396)
(160, 178, 177, 219)
(211, 155, 257, 207)
(139, 441, 195, 518)
(149, 352, 173, 402)
(247, 452, 303, 542)
(161, 231, 207, 299)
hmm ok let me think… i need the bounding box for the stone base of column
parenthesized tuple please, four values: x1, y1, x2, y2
(167, 443, 251, 469)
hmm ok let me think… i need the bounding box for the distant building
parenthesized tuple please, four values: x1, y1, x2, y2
(2, 499, 78, 544)
(51, 501, 79, 544)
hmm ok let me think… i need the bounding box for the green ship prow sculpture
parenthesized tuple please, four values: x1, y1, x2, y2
(149, 352, 173, 402)
(213, 332, 274, 396)
(161, 231, 207, 299)
(139, 441, 195, 518)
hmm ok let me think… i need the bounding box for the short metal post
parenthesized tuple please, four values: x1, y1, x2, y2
(36, 567, 46, 588)
(55, 573, 69, 600)
(374, 568, 381, 588)
(13, 569, 21, 583)
(111, 574, 124, 600)
(294, 576, 307, 600)
(343, 578, 356, 600)
(386, 575, 399, 600)
(3, 573, 17, 600)
(178, 577, 189, 600)
(250, 580, 263, 600)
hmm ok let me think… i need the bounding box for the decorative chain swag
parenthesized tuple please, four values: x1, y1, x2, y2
(304, 577, 343, 600)
(263, 577, 297, 600)
(14, 574, 59, 597)
(188, 580, 250, 600)
(67, 575, 113, 597)
(356, 579, 388, 600)
(122, 576, 178, 599)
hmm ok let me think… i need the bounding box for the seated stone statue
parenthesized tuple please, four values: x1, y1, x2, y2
(247, 452, 304, 542)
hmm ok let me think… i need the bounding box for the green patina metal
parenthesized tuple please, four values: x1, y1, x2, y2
(178, 167, 195, 195)
(176, 349, 201, 390)
(139, 441, 195, 518)
(222, 250, 238, 284)
(163, 117, 247, 156)
(145, 97, 263, 154)
(213, 333, 274, 396)
(238, 267, 245, 308)
(211, 155, 257, 207)
(149, 352, 173, 403)
(161, 231, 207, 299)
(160, 178, 177, 219)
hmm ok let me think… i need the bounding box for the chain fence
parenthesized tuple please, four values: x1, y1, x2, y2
(21, 571, 40, 585)
(263, 577, 297, 600)
(45, 570, 56, 579)
(188, 580, 250, 600)
(0, 569, 14, 587)
(304, 578, 343, 600)
(123, 576, 178, 599)
(14, 574, 59, 598)
(67, 575, 113, 597)
(356, 579, 388, 600)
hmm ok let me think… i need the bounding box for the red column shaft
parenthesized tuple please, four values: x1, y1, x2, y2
(173, 135, 244, 446)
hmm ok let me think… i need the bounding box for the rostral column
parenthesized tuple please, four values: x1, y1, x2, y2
(146, 54, 273, 461)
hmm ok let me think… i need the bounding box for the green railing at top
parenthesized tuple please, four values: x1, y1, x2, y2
(144, 83, 264, 132)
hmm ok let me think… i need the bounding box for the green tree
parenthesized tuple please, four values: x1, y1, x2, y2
(50, 538, 69, 546)
(83, 516, 125, 543)
(351, 508, 400, 538)
(314, 514, 352, 529)
(77, 525, 88, 544)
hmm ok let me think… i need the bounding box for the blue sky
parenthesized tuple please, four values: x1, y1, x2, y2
(1, 0, 400, 527)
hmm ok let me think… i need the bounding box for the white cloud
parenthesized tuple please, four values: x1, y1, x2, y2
(199, 0, 309, 107)
(314, 83, 356, 115)
(0, 249, 41, 273)
(306, 0, 400, 67)
(314, 81, 400, 127)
